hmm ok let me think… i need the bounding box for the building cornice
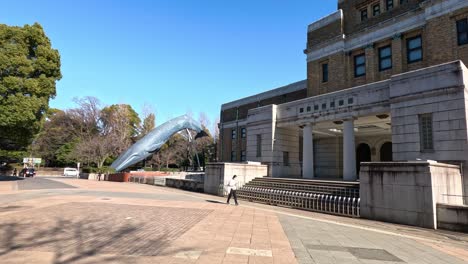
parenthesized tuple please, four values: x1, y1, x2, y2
(221, 80, 307, 111)
(306, 0, 468, 62)
(307, 9, 343, 33)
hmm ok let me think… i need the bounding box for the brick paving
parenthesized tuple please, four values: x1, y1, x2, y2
(0, 177, 467, 263)
(0, 203, 211, 258)
(0, 177, 296, 263)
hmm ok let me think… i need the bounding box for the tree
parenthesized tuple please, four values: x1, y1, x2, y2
(140, 104, 155, 138)
(0, 23, 61, 150)
(71, 102, 139, 168)
(33, 108, 80, 166)
(101, 104, 141, 140)
(213, 118, 220, 162)
(151, 133, 187, 169)
(193, 125, 215, 169)
(198, 112, 210, 129)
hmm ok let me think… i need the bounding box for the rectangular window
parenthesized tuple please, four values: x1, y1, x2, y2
(283, 152, 289, 166)
(419, 114, 433, 151)
(241, 151, 246, 161)
(354, 54, 366, 77)
(231, 151, 237, 162)
(400, 0, 408, 4)
(379, 45, 392, 71)
(256, 134, 262, 157)
(457, 19, 468, 46)
(241, 128, 246, 138)
(386, 0, 393, 10)
(373, 4, 380, 16)
(231, 129, 237, 139)
(360, 9, 368, 21)
(322, 63, 328, 82)
(407, 35, 422, 63)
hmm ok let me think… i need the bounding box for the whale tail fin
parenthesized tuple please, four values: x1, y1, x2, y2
(195, 130, 209, 140)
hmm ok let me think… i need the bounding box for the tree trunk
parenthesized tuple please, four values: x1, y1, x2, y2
(98, 156, 107, 168)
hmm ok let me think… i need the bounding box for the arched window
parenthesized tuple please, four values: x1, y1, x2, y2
(380, 142, 393, 161)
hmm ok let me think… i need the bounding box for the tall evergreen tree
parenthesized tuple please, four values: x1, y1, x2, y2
(0, 23, 61, 150)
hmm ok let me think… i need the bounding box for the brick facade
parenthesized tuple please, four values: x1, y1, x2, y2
(307, 19, 343, 49)
(307, 0, 468, 97)
(338, 0, 425, 36)
(219, 0, 468, 172)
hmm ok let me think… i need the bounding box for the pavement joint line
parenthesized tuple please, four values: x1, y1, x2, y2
(4, 179, 468, 264)
(166, 188, 466, 246)
(173, 250, 202, 260)
(9, 179, 467, 251)
(226, 247, 273, 257)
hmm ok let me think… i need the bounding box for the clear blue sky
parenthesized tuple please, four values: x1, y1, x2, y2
(1, 0, 336, 129)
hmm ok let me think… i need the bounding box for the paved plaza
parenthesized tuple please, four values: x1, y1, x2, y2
(0, 177, 467, 264)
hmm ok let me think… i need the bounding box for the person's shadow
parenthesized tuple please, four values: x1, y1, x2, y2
(205, 200, 225, 204)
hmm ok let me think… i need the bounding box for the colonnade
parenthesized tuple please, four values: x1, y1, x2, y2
(302, 119, 357, 181)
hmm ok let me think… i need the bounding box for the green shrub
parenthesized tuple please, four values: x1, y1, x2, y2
(82, 166, 115, 174)
(81, 167, 96, 173)
(158, 167, 180, 172)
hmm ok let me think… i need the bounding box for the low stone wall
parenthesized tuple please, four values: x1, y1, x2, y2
(204, 162, 268, 196)
(108, 172, 131, 182)
(127, 171, 170, 177)
(81, 173, 105, 181)
(360, 161, 464, 229)
(165, 178, 204, 192)
(437, 203, 468, 232)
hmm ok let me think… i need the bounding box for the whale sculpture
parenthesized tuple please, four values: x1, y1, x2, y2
(111, 115, 206, 172)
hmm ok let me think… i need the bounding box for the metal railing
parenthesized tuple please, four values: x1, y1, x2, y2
(237, 187, 360, 217)
(246, 179, 360, 198)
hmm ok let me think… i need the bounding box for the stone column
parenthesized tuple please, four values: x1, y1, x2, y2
(343, 119, 357, 181)
(302, 124, 314, 179)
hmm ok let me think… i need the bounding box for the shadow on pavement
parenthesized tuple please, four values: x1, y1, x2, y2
(205, 199, 225, 204)
(0, 216, 194, 263)
(0, 176, 24, 182)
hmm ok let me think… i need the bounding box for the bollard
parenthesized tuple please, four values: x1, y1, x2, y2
(357, 198, 360, 217)
(346, 197, 351, 215)
(330, 196, 334, 213)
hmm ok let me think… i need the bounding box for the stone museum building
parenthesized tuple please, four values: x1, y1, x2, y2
(218, 0, 468, 197)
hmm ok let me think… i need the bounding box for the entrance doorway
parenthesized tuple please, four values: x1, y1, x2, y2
(380, 142, 393, 161)
(356, 143, 372, 177)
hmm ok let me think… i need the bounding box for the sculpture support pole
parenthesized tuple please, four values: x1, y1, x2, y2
(186, 129, 201, 171)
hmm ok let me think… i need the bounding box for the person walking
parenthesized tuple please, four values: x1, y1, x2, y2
(12, 168, 17, 177)
(226, 175, 239, 205)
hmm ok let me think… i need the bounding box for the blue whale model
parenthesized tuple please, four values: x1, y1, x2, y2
(111, 115, 206, 172)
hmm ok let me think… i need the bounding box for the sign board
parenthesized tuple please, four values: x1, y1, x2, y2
(23, 158, 42, 164)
